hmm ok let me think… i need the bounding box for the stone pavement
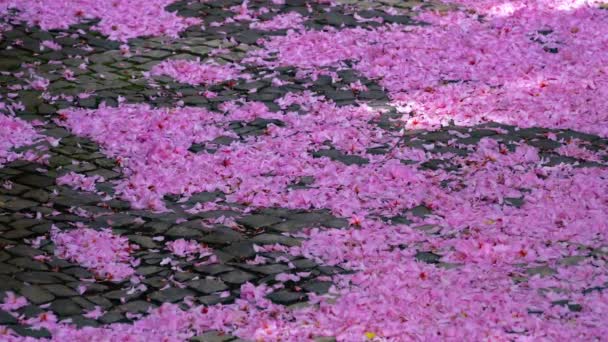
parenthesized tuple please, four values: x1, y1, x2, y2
(0, 0, 607, 340)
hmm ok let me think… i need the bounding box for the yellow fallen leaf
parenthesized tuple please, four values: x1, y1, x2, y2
(365, 332, 377, 339)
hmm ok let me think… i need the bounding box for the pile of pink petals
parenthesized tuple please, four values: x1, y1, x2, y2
(6, 145, 608, 340)
(0, 0, 200, 41)
(250, 12, 306, 31)
(56, 172, 104, 192)
(50, 225, 138, 282)
(2, 1, 608, 341)
(166, 238, 214, 259)
(150, 59, 247, 86)
(248, 0, 608, 136)
(52, 100, 608, 340)
(0, 114, 40, 167)
(58, 95, 406, 214)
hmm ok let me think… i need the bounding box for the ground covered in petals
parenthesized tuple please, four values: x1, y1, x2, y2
(0, 0, 608, 341)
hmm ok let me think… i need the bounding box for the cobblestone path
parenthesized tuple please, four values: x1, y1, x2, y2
(1, 0, 608, 341)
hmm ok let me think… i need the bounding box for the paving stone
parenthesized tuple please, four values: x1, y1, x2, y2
(190, 330, 235, 342)
(194, 264, 235, 275)
(220, 270, 256, 285)
(0, 251, 10, 262)
(136, 266, 165, 276)
(143, 222, 171, 234)
(270, 220, 310, 232)
(47, 213, 85, 222)
(358, 89, 387, 100)
(66, 159, 100, 173)
(198, 294, 224, 306)
(0, 309, 18, 324)
(53, 194, 101, 207)
(50, 298, 83, 316)
(525, 265, 557, 277)
(69, 282, 104, 296)
(312, 149, 368, 165)
(558, 255, 586, 266)
(21, 188, 50, 202)
(317, 266, 343, 276)
(211, 250, 236, 263)
(19, 285, 55, 304)
(87, 295, 113, 309)
(104, 289, 142, 302)
(142, 50, 172, 59)
(128, 235, 159, 249)
(149, 288, 196, 303)
(198, 210, 241, 220)
(117, 300, 157, 314)
(200, 227, 244, 244)
(62, 267, 94, 279)
(141, 276, 169, 290)
(186, 191, 224, 203)
(99, 213, 141, 227)
(16, 303, 45, 318)
(187, 278, 229, 294)
(0, 275, 24, 290)
(71, 296, 96, 311)
(414, 251, 442, 264)
(49, 272, 78, 283)
(12, 174, 54, 188)
(166, 226, 203, 238)
(8, 257, 49, 270)
(291, 258, 317, 270)
(236, 215, 282, 229)
(99, 311, 125, 324)
(0, 183, 30, 195)
(10, 325, 52, 338)
(302, 281, 332, 295)
(0, 199, 38, 211)
(221, 241, 255, 259)
(69, 315, 100, 328)
(43, 127, 72, 138)
(410, 205, 432, 217)
(251, 233, 301, 246)
(241, 263, 290, 275)
(266, 290, 306, 305)
(175, 272, 197, 282)
(314, 337, 337, 342)
(48, 155, 73, 168)
(3, 229, 36, 240)
(0, 57, 22, 71)
(42, 284, 79, 297)
(0, 263, 18, 274)
(5, 245, 44, 257)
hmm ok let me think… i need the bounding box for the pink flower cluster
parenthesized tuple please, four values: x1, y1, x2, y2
(166, 238, 214, 258)
(54, 89, 608, 339)
(0, 292, 27, 312)
(249, 2, 608, 136)
(51, 225, 137, 282)
(34, 140, 608, 340)
(59, 95, 416, 215)
(0, 114, 39, 167)
(150, 59, 246, 86)
(250, 12, 306, 31)
(556, 139, 605, 162)
(56, 171, 104, 192)
(5, 0, 608, 340)
(0, 0, 200, 41)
